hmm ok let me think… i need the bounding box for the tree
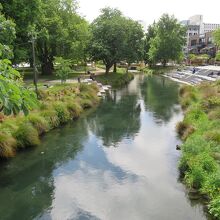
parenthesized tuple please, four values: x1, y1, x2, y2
(54, 57, 71, 83)
(0, 9, 37, 115)
(148, 14, 186, 66)
(1, 0, 90, 75)
(213, 28, 220, 50)
(144, 23, 156, 65)
(1, 0, 42, 64)
(122, 19, 145, 71)
(89, 7, 144, 74)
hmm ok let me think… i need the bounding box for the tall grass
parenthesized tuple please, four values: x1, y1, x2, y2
(0, 83, 99, 158)
(178, 81, 220, 218)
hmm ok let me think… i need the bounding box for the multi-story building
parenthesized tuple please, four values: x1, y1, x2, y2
(181, 15, 220, 56)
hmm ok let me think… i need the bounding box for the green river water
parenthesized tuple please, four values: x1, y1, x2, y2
(0, 75, 210, 220)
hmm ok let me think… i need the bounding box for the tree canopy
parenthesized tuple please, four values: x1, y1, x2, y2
(89, 7, 144, 74)
(147, 14, 186, 66)
(0, 8, 37, 115)
(1, 0, 90, 75)
(213, 28, 220, 48)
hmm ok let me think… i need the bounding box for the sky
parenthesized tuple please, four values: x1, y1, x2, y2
(77, 0, 220, 27)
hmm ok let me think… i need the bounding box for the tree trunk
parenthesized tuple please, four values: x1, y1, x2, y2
(113, 62, 117, 73)
(105, 64, 112, 74)
(162, 59, 167, 67)
(41, 59, 53, 75)
(40, 43, 54, 75)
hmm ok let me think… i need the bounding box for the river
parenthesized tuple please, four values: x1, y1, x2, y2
(0, 75, 209, 220)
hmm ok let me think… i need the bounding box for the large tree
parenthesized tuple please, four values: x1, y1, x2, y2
(1, 0, 90, 75)
(144, 23, 156, 65)
(0, 7, 37, 115)
(148, 14, 186, 66)
(1, 0, 42, 64)
(89, 7, 144, 74)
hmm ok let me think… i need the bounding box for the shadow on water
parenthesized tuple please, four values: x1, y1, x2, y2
(0, 74, 212, 220)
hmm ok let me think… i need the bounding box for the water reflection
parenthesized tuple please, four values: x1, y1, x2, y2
(141, 75, 181, 122)
(0, 75, 209, 220)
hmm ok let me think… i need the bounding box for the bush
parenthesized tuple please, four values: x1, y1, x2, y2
(204, 130, 220, 143)
(209, 196, 220, 218)
(0, 132, 16, 158)
(208, 108, 220, 120)
(27, 114, 50, 135)
(40, 109, 60, 128)
(53, 102, 71, 124)
(66, 101, 83, 118)
(14, 122, 40, 148)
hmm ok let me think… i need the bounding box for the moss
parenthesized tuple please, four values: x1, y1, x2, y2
(0, 132, 16, 158)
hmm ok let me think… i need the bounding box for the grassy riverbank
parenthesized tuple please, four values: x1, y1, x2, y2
(95, 71, 134, 88)
(142, 66, 177, 75)
(0, 83, 99, 159)
(177, 80, 220, 218)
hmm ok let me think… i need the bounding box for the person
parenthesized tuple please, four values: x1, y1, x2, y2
(77, 76, 81, 83)
(192, 67, 196, 74)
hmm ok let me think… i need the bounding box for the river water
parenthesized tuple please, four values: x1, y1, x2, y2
(0, 75, 208, 220)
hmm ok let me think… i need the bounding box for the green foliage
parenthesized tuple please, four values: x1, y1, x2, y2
(89, 7, 144, 73)
(0, 132, 16, 157)
(213, 28, 220, 47)
(0, 58, 38, 115)
(27, 114, 49, 135)
(148, 14, 186, 66)
(209, 196, 220, 218)
(96, 72, 134, 88)
(14, 122, 40, 148)
(53, 102, 71, 124)
(54, 57, 71, 83)
(216, 51, 220, 61)
(178, 80, 220, 218)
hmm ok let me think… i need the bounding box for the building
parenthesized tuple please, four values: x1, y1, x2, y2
(181, 15, 220, 56)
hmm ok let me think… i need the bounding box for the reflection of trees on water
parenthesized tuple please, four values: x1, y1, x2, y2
(0, 120, 89, 220)
(141, 76, 180, 122)
(88, 92, 141, 147)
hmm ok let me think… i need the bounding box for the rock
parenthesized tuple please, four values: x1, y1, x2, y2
(176, 144, 181, 150)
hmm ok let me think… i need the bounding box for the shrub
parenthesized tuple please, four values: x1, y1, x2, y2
(204, 130, 220, 144)
(176, 121, 195, 140)
(66, 101, 83, 118)
(80, 99, 93, 109)
(208, 108, 220, 120)
(209, 196, 220, 218)
(0, 132, 16, 157)
(40, 110, 60, 128)
(53, 102, 71, 124)
(185, 165, 205, 189)
(27, 114, 49, 135)
(14, 122, 40, 148)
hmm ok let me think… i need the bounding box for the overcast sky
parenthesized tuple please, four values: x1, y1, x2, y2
(77, 0, 220, 27)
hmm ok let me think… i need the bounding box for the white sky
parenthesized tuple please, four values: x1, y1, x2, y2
(77, 0, 220, 27)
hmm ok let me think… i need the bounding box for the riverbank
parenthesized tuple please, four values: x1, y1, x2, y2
(95, 71, 134, 88)
(177, 80, 220, 218)
(0, 83, 99, 159)
(141, 66, 177, 75)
